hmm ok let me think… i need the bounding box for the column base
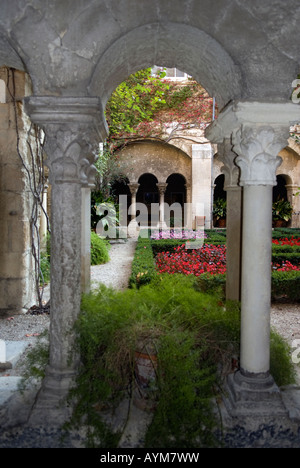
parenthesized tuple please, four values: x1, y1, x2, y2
(223, 370, 288, 419)
(157, 221, 168, 230)
(28, 366, 76, 427)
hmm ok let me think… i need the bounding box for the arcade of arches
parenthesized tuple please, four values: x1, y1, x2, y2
(0, 1, 300, 431)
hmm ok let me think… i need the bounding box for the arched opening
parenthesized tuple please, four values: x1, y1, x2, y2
(89, 22, 242, 111)
(110, 177, 131, 227)
(165, 173, 186, 227)
(273, 174, 288, 202)
(3, 5, 298, 441)
(213, 174, 226, 227)
(272, 174, 294, 227)
(137, 173, 159, 226)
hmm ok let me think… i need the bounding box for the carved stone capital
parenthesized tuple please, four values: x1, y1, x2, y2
(128, 183, 140, 196)
(217, 139, 240, 189)
(24, 96, 108, 186)
(232, 125, 286, 186)
(156, 182, 168, 195)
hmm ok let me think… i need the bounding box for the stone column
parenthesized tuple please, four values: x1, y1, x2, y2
(205, 101, 300, 417)
(218, 139, 242, 301)
(128, 182, 140, 237)
(184, 183, 192, 229)
(233, 125, 287, 381)
(156, 182, 168, 229)
(81, 147, 99, 294)
(81, 187, 91, 294)
(24, 96, 107, 424)
(192, 143, 212, 229)
(286, 184, 300, 228)
(39, 182, 48, 251)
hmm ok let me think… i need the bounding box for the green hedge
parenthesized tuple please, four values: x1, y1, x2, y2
(129, 237, 156, 287)
(272, 244, 300, 253)
(91, 231, 110, 265)
(272, 228, 300, 239)
(130, 231, 300, 300)
(151, 238, 191, 255)
(272, 252, 300, 265)
(271, 270, 300, 302)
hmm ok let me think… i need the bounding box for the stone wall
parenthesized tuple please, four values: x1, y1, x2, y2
(278, 144, 300, 228)
(117, 140, 192, 184)
(0, 68, 38, 316)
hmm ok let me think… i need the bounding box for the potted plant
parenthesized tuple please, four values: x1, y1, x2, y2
(213, 198, 227, 227)
(272, 198, 293, 227)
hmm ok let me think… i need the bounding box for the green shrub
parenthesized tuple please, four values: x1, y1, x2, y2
(271, 270, 300, 302)
(195, 273, 226, 297)
(272, 244, 300, 253)
(272, 228, 300, 239)
(151, 238, 190, 255)
(129, 237, 156, 287)
(69, 275, 242, 447)
(90, 231, 110, 265)
(272, 252, 300, 265)
(270, 330, 297, 387)
(39, 250, 50, 285)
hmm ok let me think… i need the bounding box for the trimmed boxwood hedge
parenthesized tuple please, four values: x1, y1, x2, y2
(271, 270, 300, 302)
(129, 237, 156, 287)
(195, 271, 300, 302)
(129, 230, 300, 300)
(272, 228, 300, 239)
(272, 252, 300, 265)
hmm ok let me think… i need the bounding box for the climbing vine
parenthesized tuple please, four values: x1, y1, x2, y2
(105, 68, 215, 153)
(5, 67, 50, 312)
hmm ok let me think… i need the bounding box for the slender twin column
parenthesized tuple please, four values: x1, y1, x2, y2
(206, 102, 300, 406)
(156, 182, 168, 228)
(233, 125, 287, 378)
(128, 182, 140, 236)
(217, 139, 242, 302)
(24, 96, 107, 422)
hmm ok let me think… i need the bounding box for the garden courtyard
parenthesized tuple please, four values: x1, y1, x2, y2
(1, 226, 299, 448)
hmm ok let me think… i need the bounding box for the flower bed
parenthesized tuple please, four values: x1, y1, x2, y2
(156, 243, 300, 276)
(272, 236, 300, 247)
(129, 231, 300, 300)
(150, 229, 207, 240)
(156, 244, 226, 276)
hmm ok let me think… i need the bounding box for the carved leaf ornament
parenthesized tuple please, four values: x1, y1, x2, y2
(233, 126, 286, 186)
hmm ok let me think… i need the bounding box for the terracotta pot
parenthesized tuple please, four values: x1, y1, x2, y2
(273, 219, 286, 227)
(134, 347, 158, 412)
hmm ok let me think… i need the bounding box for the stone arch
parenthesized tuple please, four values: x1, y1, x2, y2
(273, 174, 291, 202)
(214, 174, 226, 201)
(136, 172, 159, 226)
(116, 140, 192, 188)
(165, 173, 186, 205)
(137, 172, 159, 204)
(88, 22, 242, 111)
(0, 30, 26, 72)
(165, 173, 187, 227)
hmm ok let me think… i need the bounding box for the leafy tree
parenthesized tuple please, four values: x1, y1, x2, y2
(105, 67, 214, 152)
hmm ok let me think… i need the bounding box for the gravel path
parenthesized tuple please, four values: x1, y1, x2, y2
(0, 239, 137, 344)
(91, 238, 137, 291)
